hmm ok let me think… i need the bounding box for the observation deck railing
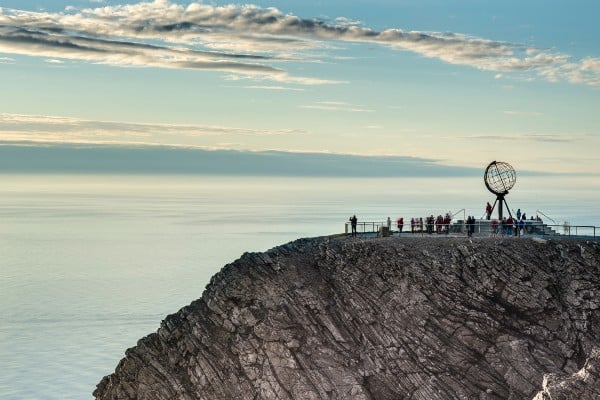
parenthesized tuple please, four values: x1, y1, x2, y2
(345, 221, 388, 234)
(344, 220, 598, 238)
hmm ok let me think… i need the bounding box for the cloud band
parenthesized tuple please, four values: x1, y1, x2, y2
(0, 1, 597, 85)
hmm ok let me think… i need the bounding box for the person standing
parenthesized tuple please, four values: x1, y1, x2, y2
(491, 218, 498, 236)
(350, 215, 358, 237)
(397, 217, 404, 235)
(507, 216, 514, 236)
(427, 215, 434, 234)
(467, 216, 475, 237)
(485, 202, 492, 220)
(443, 213, 451, 234)
(518, 217, 525, 236)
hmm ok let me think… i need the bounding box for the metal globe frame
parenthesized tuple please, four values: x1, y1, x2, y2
(484, 161, 517, 220)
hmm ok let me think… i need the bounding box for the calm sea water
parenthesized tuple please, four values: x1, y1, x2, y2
(1, 173, 598, 399)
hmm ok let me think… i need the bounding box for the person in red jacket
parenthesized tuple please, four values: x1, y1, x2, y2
(397, 217, 404, 234)
(491, 219, 498, 236)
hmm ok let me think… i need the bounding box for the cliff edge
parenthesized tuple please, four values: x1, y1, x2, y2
(94, 237, 600, 399)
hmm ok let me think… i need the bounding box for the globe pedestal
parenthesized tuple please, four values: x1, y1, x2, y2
(494, 193, 512, 221)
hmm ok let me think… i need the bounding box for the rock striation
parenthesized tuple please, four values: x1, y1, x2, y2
(94, 237, 600, 399)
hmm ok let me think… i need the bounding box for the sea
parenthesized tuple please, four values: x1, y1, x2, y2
(1, 173, 599, 399)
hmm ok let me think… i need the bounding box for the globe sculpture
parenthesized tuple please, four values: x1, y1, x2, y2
(484, 161, 516, 195)
(484, 161, 516, 220)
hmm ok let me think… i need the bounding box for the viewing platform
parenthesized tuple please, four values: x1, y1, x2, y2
(345, 219, 599, 239)
(344, 162, 599, 240)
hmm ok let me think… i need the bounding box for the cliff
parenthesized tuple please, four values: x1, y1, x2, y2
(94, 237, 600, 400)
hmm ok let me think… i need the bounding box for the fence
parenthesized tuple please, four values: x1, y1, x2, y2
(345, 221, 388, 234)
(543, 224, 597, 238)
(345, 220, 599, 238)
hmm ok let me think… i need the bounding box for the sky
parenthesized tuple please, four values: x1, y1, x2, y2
(0, 0, 598, 176)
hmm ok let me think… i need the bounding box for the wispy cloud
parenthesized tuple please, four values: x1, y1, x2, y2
(0, 113, 306, 147)
(464, 133, 578, 143)
(0, 1, 598, 85)
(300, 101, 374, 112)
(241, 85, 305, 91)
(502, 110, 543, 117)
(538, 57, 600, 86)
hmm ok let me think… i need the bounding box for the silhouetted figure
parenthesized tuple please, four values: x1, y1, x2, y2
(350, 215, 358, 237)
(467, 216, 475, 237)
(427, 215, 434, 234)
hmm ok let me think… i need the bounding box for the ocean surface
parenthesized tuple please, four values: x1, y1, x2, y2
(1, 173, 599, 399)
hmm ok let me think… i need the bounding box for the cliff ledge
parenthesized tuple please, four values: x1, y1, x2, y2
(94, 237, 600, 399)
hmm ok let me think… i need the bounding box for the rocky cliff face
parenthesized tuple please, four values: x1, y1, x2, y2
(94, 237, 600, 400)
